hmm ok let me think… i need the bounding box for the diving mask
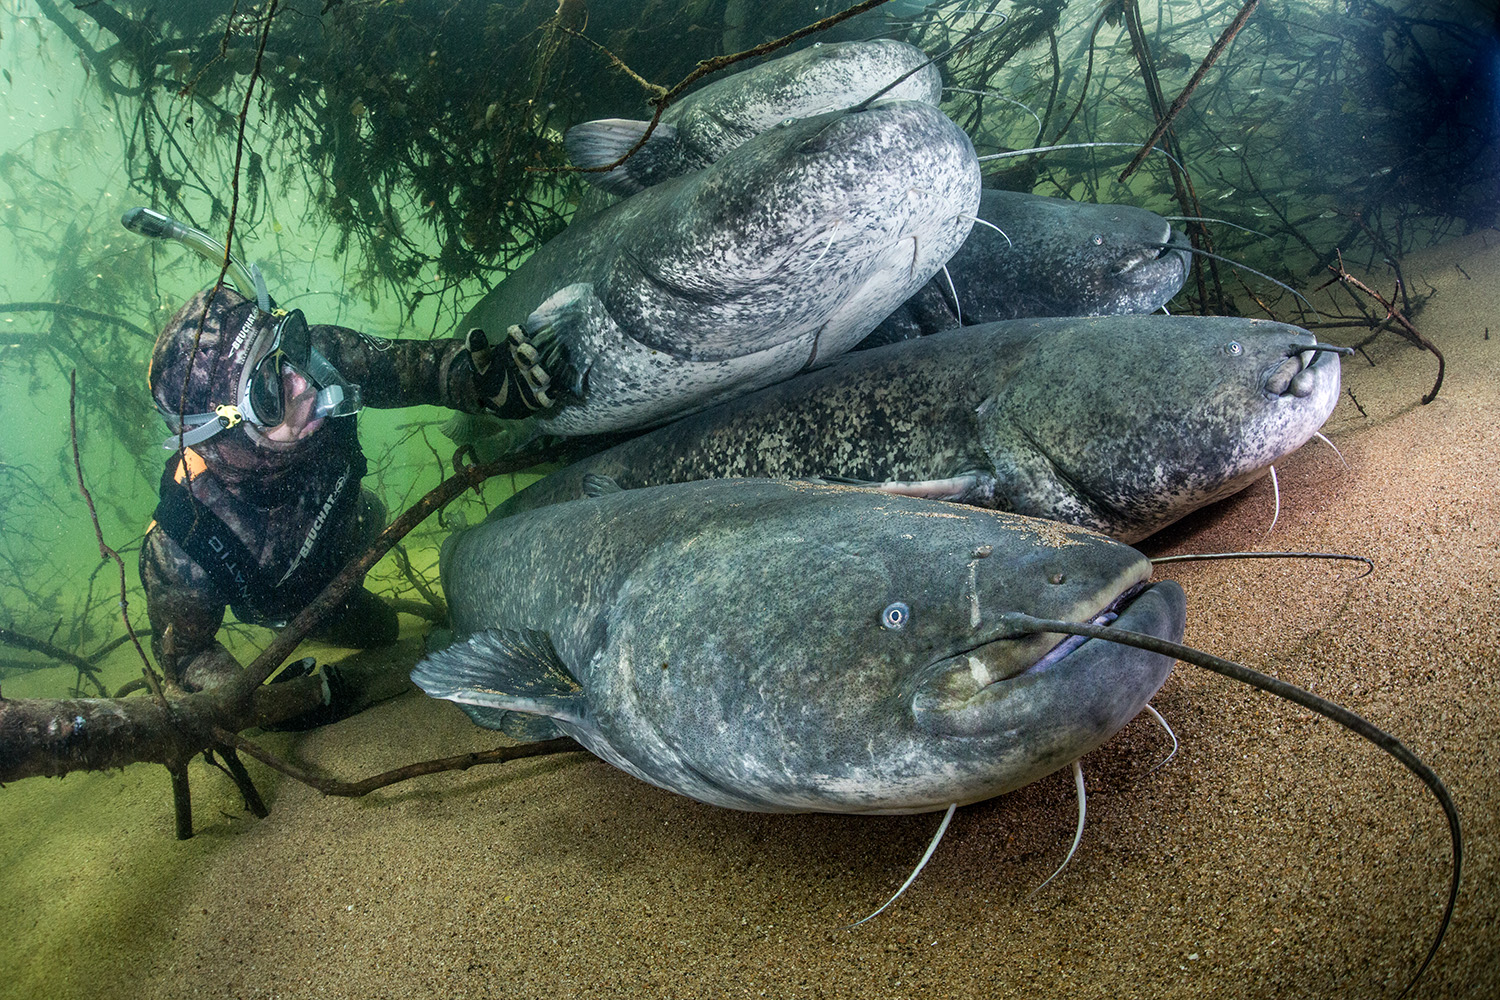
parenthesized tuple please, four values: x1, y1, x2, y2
(238, 309, 362, 427)
(158, 306, 363, 450)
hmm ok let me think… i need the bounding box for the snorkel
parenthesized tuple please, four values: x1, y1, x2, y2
(121, 207, 271, 313)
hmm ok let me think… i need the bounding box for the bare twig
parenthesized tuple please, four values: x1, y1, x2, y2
(561, 28, 666, 98)
(216, 728, 583, 798)
(393, 544, 448, 622)
(0, 627, 106, 696)
(0, 302, 155, 341)
(203, 746, 270, 818)
(1316, 251, 1444, 403)
(86, 629, 157, 665)
(69, 371, 160, 697)
(169, 4, 281, 454)
(1119, 0, 1260, 183)
(1117, 0, 1223, 312)
(220, 0, 280, 279)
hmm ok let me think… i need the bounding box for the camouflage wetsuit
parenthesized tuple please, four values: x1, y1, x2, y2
(141, 288, 533, 693)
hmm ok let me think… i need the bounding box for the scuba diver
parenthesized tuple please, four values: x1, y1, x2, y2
(126, 208, 568, 724)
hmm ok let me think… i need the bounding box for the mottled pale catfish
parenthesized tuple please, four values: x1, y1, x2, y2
(413, 478, 1185, 814)
(565, 38, 943, 201)
(457, 100, 980, 438)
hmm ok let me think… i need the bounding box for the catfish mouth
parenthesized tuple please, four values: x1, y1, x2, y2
(910, 579, 1181, 738)
(1025, 580, 1152, 675)
(1263, 338, 1339, 399)
(1113, 226, 1192, 283)
(933, 579, 1155, 687)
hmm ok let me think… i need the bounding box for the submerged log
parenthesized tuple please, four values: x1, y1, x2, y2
(0, 671, 331, 782)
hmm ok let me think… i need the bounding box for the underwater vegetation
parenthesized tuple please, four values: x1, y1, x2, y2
(26, 0, 1499, 313)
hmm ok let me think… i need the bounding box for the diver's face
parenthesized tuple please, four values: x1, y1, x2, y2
(261, 365, 325, 443)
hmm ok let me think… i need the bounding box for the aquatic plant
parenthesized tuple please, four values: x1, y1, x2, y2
(42, 0, 862, 321)
(914, 0, 1498, 313)
(29, 0, 1487, 328)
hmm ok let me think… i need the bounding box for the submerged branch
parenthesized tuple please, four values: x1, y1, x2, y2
(1119, 0, 1261, 183)
(217, 729, 582, 797)
(0, 627, 106, 695)
(1316, 251, 1445, 403)
(70, 372, 158, 692)
(0, 673, 328, 780)
(0, 302, 155, 341)
(392, 543, 448, 623)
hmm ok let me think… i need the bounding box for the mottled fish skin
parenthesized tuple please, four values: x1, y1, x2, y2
(568, 38, 943, 213)
(666, 39, 942, 158)
(416, 479, 1185, 814)
(458, 100, 981, 437)
(498, 315, 1341, 543)
(860, 190, 1194, 346)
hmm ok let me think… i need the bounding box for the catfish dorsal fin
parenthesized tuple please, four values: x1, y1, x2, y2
(410, 627, 586, 727)
(563, 119, 682, 196)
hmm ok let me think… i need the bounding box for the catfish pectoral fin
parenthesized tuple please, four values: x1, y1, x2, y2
(581, 473, 625, 498)
(411, 627, 588, 730)
(521, 283, 608, 394)
(818, 471, 992, 504)
(874, 472, 993, 503)
(563, 119, 683, 196)
(456, 704, 564, 742)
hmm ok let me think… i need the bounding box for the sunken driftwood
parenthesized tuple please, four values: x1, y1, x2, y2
(0, 671, 339, 780)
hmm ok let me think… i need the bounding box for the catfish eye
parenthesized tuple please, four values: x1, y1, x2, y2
(1091, 234, 1105, 246)
(1225, 340, 1244, 356)
(880, 601, 910, 630)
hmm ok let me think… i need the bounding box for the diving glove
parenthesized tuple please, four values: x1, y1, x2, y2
(467, 325, 573, 418)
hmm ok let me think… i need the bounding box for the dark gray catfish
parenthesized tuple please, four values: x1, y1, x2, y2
(413, 478, 1185, 814)
(496, 315, 1341, 543)
(860, 189, 1193, 346)
(456, 100, 980, 437)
